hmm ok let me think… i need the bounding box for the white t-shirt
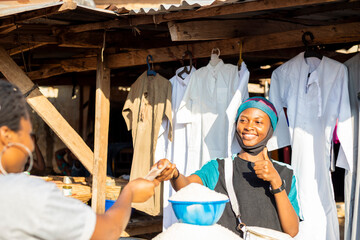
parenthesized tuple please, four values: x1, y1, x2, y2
(0, 173, 96, 240)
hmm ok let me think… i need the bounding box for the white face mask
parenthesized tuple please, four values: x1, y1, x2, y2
(0, 142, 33, 175)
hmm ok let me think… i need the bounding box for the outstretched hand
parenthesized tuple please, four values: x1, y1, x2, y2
(126, 178, 159, 203)
(253, 148, 282, 188)
(151, 159, 177, 182)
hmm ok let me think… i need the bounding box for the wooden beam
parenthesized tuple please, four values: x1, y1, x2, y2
(91, 53, 110, 214)
(0, 35, 58, 44)
(27, 65, 67, 81)
(59, 32, 103, 48)
(64, 18, 130, 33)
(282, 1, 360, 18)
(59, 16, 154, 34)
(59, 31, 174, 49)
(155, 0, 343, 23)
(8, 43, 47, 56)
(107, 22, 360, 68)
(0, 25, 18, 35)
(251, 1, 360, 26)
(27, 57, 97, 80)
(0, 46, 94, 174)
(25, 22, 360, 79)
(168, 19, 306, 41)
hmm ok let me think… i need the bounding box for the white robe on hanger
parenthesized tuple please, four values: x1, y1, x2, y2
(344, 53, 360, 240)
(268, 52, 353, 240)
(177, 60, 249, 170)
(159, 62, 249, 229)
(155, 66, 196, 229)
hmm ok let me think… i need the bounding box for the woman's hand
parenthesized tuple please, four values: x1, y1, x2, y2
(125, 178, 159, 203)
(151, 159, 178, 182)
(253, 149, 299, 237)
(253, 148, 282, 189)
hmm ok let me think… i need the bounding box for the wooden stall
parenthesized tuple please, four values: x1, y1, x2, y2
(1, 0, 359, 237)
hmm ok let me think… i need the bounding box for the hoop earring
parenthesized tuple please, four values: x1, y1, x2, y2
(0, 142, 33, 175)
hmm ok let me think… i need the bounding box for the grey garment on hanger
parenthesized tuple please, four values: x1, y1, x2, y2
(344, 53, 360, 240)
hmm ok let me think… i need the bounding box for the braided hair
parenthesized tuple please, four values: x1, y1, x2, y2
(0, 80, 28, 131)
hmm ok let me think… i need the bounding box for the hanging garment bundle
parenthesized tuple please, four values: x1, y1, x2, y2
(268, 52, 353, 240)
(158, 58, 249, 229)
(155, 65, 196, 229)
(344, 53, 360, 240)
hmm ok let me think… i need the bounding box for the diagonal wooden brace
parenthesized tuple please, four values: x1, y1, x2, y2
(0, 46, 94, 174)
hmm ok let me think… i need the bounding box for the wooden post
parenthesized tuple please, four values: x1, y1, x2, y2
(91, 53, 110, 213)
(0, 46, 94, 173)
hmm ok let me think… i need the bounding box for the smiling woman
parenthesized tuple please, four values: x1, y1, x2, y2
(152, 97, 301, 238)
(237, 108, 271, 149)
(235, 97, 278, 157)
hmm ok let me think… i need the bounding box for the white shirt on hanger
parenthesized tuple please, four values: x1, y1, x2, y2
(226, 62, 250, 156)
(268, 52, 353, 240)
(344, 53, 360, 240)
(177, 60, 249, 170)
(161, 61, 249, 230)
(155, 66, 196, 230)
(177, 59, 249, 171)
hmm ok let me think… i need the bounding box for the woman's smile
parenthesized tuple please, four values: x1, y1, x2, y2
(242, 132, 258, 140)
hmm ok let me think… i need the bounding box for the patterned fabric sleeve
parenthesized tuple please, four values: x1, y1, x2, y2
(193, 160, 220, 190)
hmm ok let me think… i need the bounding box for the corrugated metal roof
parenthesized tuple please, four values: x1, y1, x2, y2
(127, 0, 247, 15)
(0, 1, 62, 18)
(50, 4, 117, 23)
(0, 0, 117, 22)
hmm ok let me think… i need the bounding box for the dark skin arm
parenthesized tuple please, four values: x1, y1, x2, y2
(253, 148, 299, 237)
(91, 178, 159, 240)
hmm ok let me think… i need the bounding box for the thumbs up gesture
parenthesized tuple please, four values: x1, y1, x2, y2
(253, 147, 282, 189)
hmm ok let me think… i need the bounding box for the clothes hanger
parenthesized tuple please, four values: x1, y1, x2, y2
(302, 31, 323, 60)
(209, 48, 221, 67)
(178, 50, 193, 80)
(147, 55, 157, 76)
(237, 41, 243, 71)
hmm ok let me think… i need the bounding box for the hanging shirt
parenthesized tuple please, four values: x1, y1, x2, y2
(344, 53, 360, 240)
(268, 52, 353, 240)
(226, 62, 250, 156)
(177, 60, 249, 171)
(122, 71, 172, 216)
(157, 66, 196, 230)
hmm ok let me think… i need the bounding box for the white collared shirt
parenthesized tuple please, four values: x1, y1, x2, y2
(177, 60, 249, 170)
(156, 66, 196, 230)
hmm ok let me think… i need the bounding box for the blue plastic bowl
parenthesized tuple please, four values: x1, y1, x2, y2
(169, 199, 229, 226)
(105, 199, 116, 211)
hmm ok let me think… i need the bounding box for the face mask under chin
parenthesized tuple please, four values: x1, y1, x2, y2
(236, 127, 274, 156)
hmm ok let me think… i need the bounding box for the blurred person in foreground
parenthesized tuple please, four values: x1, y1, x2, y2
(0, 80, 158, 239)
